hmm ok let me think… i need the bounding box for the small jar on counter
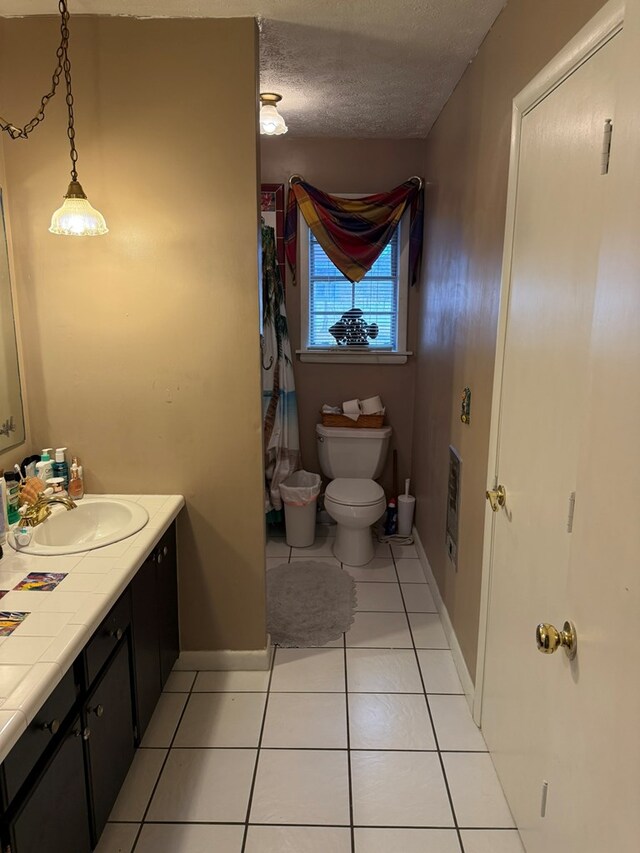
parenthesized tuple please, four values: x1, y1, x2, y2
(46, 477, 67, 495)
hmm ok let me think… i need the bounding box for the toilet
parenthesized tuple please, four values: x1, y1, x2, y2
(316, 423, 392, 566)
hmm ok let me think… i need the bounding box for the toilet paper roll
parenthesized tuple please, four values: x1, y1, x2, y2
(342, 399, 361, 421)
(361, 395, 384, 415)
(397, 494, 416, 537)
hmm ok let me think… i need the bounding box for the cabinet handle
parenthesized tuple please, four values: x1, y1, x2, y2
(88, 704, 104, 718)
(157, 552, 163, 564)
(40, 719, 60, 735)
(74, 727, 91, 741)
(110, 627, 123, 641)
(163, 546, 168, 557)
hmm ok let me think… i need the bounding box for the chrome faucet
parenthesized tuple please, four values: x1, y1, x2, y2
(20, 491, 77, 527)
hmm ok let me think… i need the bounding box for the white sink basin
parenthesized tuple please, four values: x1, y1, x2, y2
(9, 497, 149, 556)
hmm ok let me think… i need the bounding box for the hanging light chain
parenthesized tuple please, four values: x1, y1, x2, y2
(60, 5, 79, 183)
(0, 1, 71, 142)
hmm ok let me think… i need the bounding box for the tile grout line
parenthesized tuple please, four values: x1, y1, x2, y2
(130, 670, 199, 852)
(115, 745, 486, 753)
(111, 818, 519, 831)
(240, 640, 277, 852)
(340, 588, 356, 853)
(392, 545, 466, 853)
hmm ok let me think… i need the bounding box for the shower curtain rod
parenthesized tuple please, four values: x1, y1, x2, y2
(288, 174, 430, 190)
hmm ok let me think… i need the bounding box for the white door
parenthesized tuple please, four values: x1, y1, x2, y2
(481, 12, 639, 852)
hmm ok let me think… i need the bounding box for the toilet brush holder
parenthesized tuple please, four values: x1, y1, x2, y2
(397, 494, 416, 537)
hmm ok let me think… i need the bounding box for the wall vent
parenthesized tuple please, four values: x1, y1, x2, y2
(446, 446, 462, 569)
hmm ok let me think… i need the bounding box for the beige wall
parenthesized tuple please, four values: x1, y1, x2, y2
(260, 137, 425, 491)
(413, 0, 606, 680)
(0, 17, 266, 651)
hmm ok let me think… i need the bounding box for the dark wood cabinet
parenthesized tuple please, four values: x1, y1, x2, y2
(0, 667, 77, 808)
(7, 717, 92, 853)
(131, 553, 162, 740)
(157, 524, 179, 686)
(84, 640, 136, 842)
(0, 520, 179, 853)
(131, 524, 179, 739)
(83, 591, 132, 687)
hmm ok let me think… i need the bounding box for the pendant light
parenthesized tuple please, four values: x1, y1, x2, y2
(259, 93, 288, 136)
(49, 1, 107, 235)
(0, 0, 107, 236)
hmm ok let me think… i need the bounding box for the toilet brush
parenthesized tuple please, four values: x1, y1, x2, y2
(397, 479, 416, 537)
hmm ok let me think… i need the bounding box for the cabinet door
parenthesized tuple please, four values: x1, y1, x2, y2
(1, 666, 77, 807)
(9, 717, 91, 853)
(157, 524, 179, 686)
(85, 641, 135, 842)
(131, 554, 162, 741)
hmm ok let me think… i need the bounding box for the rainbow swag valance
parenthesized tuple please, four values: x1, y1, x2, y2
(285, 178, 424, 286)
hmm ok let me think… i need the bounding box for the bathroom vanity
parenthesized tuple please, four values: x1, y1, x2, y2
(0, 494, 184, 853)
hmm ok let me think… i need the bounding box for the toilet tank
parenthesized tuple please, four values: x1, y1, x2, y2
(316, 424, 392, 479)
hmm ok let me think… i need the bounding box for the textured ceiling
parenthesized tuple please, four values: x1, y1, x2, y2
(0, 0, 506, 138)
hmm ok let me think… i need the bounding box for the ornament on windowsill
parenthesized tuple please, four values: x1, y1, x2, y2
(329, 308, 379, 347)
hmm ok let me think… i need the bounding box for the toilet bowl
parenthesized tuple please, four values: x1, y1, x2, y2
(324, 478, 387, 566)
(316, 424, 392, 566)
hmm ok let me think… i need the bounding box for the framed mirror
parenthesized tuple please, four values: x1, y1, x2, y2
(0, 188, 25, 453)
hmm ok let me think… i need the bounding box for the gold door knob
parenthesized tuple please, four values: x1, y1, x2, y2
(536, 621, 577, 660)
(486, 484, 506, 512)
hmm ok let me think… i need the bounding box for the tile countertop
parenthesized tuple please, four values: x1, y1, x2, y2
(0, 493, 185, 765)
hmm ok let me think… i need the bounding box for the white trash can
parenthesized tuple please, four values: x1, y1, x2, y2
(281, 471, 322, 547)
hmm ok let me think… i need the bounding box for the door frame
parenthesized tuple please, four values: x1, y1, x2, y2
(472, 0, 625, 726)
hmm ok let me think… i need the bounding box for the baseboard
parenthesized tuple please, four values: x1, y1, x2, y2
(175, 636, 274, 671)
(412, 527, 475, 711)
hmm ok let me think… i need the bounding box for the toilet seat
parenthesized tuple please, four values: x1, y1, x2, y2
(325, 478, 385, 507)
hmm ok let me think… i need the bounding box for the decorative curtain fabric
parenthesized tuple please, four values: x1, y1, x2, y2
(262, 223, 301, 515)
(285, 178, 424, 285)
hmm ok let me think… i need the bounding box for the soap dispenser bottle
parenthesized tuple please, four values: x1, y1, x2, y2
(68, 460, 84, 500)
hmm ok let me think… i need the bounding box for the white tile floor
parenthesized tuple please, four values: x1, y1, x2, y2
(97, 528, 525, 853)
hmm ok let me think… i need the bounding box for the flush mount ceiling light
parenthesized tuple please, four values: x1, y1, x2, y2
(0, 0, 107, 237)
(259, 93, 288, 136)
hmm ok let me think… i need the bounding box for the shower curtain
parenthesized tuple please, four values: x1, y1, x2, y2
(262, 222, 300, 519)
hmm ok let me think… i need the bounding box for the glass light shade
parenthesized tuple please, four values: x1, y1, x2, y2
(260, 103, 288, 136)
(49, 189, 108, 237)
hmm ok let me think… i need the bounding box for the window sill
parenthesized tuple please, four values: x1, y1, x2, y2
(297, 349, 412, 365)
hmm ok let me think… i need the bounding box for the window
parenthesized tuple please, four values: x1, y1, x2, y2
(298, 203, 411, 364)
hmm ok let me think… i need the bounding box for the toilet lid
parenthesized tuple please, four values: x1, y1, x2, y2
(325, 478, 385, 507)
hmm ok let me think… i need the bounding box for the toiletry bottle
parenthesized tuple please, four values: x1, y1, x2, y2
(384, 498, 398, 536)
(71, 455, 84, 479)
(68, 461, 84, 500)
(3, 472, 21, 526)
(35, 448, 54, 483)
(53, 447, 69, 489)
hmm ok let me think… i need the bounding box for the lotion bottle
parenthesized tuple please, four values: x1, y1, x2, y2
(35, 448, 54, 483)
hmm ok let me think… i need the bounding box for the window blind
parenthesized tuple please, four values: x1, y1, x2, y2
(308, 229, 400, 349)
